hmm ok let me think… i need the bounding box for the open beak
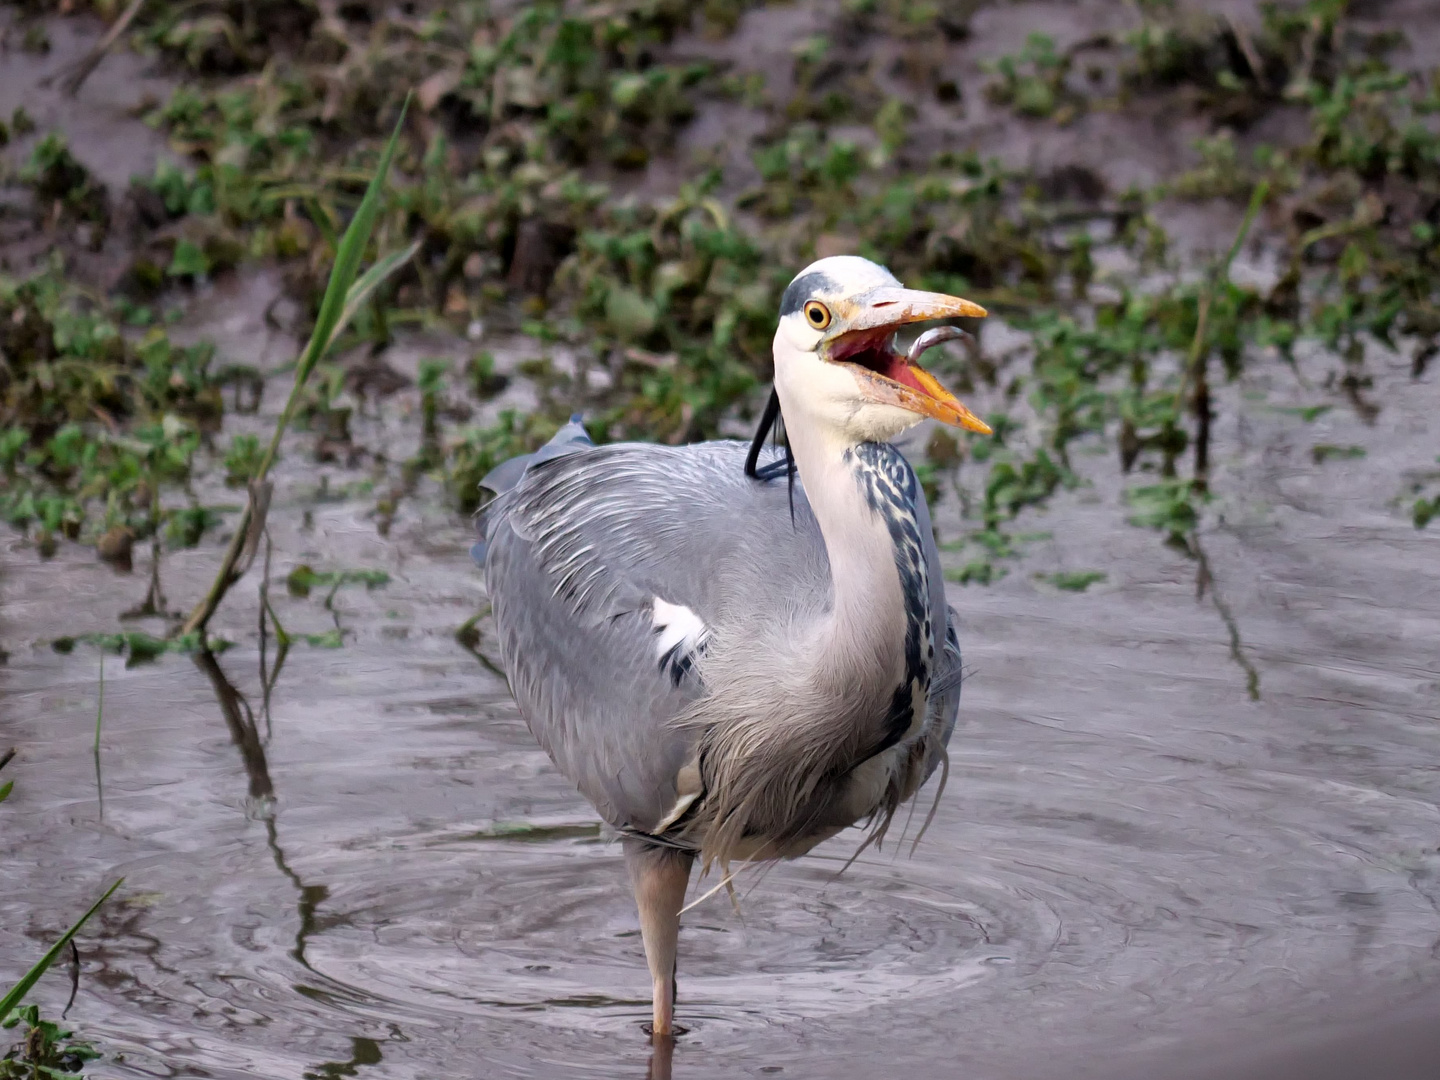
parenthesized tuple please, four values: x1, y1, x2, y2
(826, 287, 992, 435)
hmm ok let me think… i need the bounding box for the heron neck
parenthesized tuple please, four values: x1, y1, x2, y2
(782, 412, 914, 700)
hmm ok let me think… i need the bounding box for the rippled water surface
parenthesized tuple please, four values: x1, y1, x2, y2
(3, 333, 1439, 1079)
(4, 5, 1440, 1076)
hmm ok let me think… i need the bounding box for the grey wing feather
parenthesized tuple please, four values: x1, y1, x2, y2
(471, 414, 595, 565)
(484, 413, 594, 494)
(925, 607, 964, 774)
(481, 436, 829, 835)
(914, 478, 963, 784)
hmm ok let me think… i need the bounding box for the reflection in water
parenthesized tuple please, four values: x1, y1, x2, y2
(119, 538, 171, 622)
(268, 814, 331, 971)
(61, 939, 80, 1020)
(259, 638, 289, 742)
(193, 646, 272, 805)
(258, 532, 290, 740)
(193, 644, 382, 1072)
(645, 1035, 674, 1080)
(193, 645, 327, 970)
(92, 651, 104, 820)
(303, 1036, 384, 1079)
(455, 606, 506, 679)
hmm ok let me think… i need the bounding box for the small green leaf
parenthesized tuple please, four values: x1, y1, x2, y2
(605, 285, 658, 340)
(1275, 404, 1333, 422)
(1310, 444, 1365, 464)
(124, 633, 168, 667)
(1125, 480, 1197, 539)
(324, 238, 423, 355)
(287, 563, 317, 598)
(1415, 496, 1439, 530)
(945, 559, 1007, 585)
(1042, 570, 1107, 592)
(286, 565, 390, 597)
(167, 239, 211, 278)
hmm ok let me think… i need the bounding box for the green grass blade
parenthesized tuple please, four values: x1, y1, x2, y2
(94, 650, 105, 755)
(180, 95, 413, 639)
(298, 94, 412, 387)
(0, 878, 123, 1020)
(0, 780, 11, 803)
(324, 238, 423, 354)
(1219, 180, 1269, 280)
(247, 94, 413, 487)
(305, 196, 340, 251)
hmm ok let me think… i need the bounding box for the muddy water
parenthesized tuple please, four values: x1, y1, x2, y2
(2, 310, 1439, 1080)
(3, 3, 1440, 1078)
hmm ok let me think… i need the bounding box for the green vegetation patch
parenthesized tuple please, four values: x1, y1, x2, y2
(2, 0, 1435, 580)
(1, 1004, 100, 1078)
(1041, 570, 1108, 592)
(0, 257, 225, 557)
(285, 565, 391, 598)
(51, 630, 228, 667)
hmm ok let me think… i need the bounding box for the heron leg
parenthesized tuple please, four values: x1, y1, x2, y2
(623, 837, 694, 1039)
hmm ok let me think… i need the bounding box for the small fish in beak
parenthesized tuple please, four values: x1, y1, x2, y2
(825, 289, 993, 434)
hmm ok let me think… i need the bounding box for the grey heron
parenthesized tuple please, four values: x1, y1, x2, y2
(474, 256, 990, 1037)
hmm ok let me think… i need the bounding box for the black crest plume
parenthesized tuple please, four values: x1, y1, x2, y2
(743, 388, 798, 522)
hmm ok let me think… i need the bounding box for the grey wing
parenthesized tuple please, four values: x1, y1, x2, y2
(915, 482, 963, 781)
(485, 522, 698, 832)
(481, 438, 828, 836)
(928, 606, 964, 759)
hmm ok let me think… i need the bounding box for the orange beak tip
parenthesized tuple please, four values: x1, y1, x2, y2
(905, 364, 990, 434)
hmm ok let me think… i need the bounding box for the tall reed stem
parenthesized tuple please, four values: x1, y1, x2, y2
(180, 98, 414, 637)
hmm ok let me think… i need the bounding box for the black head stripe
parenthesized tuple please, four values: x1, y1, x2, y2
(779, 271, 838, 316)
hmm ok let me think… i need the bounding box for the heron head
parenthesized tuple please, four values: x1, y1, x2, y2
(772, 255, 992, 443)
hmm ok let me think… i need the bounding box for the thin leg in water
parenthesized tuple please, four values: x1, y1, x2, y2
(623, 837, 694, 1039)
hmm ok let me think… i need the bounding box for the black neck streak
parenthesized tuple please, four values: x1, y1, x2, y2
(844, 442, 934, 752)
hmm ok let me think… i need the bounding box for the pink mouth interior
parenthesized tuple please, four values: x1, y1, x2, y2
(829, 328, 928, 394)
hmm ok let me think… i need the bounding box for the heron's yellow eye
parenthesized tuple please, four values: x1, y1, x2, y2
(803, 301, 831, 329)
